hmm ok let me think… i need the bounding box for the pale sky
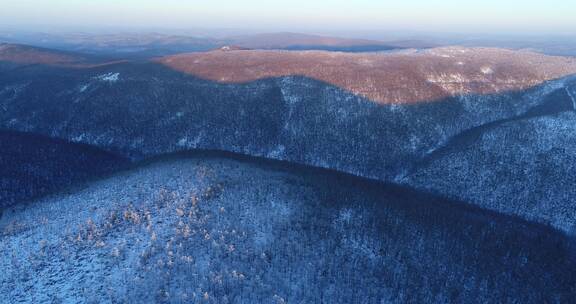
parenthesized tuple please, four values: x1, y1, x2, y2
(1, 0, 575, 34)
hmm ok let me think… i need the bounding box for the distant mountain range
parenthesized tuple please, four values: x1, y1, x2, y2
(0, 32, 432, 58)
(3, 30, 575, 58)
(224, 32, 428, 52)
(0, 43, 87, 65)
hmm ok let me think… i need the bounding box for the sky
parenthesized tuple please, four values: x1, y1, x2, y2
(1, 0, 575, 34)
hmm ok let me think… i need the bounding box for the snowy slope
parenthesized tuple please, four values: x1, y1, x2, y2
(404, 111, 576, 233)
(1, 153, 574, 303)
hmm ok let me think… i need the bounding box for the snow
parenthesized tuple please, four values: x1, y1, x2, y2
(72, 133, 86, 142)
(176, 134, 203, 148)
(427, 73, 467, 84)
(78, 84, 90, 92)
(566, 87, 576, 110)
(177, 137, 189, 147)
(94, 72, 120, 82)
(481, 66, 494, 75)
(267, 144, 286, 158)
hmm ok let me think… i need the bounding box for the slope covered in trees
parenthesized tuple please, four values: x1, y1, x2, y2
(0, 131, 128, 207)
(1, 153, 574, 303)
(1, 45, 575, 232)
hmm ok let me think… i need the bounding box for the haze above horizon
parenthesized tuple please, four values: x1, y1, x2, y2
(1, 0, 575, 35)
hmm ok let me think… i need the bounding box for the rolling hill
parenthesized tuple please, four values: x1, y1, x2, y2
(1, 152, 574, 303)
(159, 47, 576, 104)
(0, 43, 87, 65)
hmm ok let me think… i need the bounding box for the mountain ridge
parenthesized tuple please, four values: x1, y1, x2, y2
(158, 47, 576, 104)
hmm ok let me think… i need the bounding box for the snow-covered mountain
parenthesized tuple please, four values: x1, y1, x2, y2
(1, 45, 576, 232)
(2, 153, 573, 303)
